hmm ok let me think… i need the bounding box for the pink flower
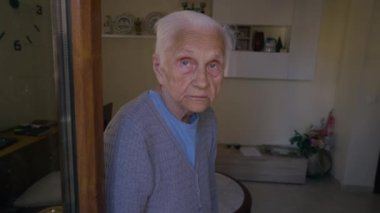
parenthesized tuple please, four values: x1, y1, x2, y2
(319, 128, 328, 137)
(310, 138, 320, 147)
(307, 130, 320, 138)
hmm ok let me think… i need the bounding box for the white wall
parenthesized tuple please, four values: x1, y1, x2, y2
(334, 0, 380, 191)
(0, 0, 56, 130)
(102, 0, 212, 30)
(214, 0, 347, 145)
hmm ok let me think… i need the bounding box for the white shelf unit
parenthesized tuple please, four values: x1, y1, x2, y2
(227, 51, 289, 79)
(213, 0, 322, 80)
(232, 25, 291, 52)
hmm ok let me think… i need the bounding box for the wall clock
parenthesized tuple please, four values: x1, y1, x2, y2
(0, 0, 44, 51)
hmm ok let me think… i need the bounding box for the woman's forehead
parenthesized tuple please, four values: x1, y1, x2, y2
(174, 27, 223, 41)
(169, 29, 225, 55)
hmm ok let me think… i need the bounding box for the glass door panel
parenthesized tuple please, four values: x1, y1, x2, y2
(0, 0, 77, 212)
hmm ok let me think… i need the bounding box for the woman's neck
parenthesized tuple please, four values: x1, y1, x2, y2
(155, 86, 193, 123)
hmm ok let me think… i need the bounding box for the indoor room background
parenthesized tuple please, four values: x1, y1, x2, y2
(102, 0, 380, 192)
(0, 0, 378, 211)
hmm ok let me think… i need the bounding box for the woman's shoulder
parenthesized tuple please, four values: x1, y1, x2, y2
(118, 92, 151, 114)
(106, 92, 157, 130)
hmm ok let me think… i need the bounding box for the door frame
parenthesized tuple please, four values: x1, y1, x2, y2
(54, 0, 105, 212)
(374, 150, 380, 193)
(70, 0, 105, 212)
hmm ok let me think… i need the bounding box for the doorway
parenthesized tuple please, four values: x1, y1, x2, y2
(0, 0, 68, 211)
(0, 0, 104, 212)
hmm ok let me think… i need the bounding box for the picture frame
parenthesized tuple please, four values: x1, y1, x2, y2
(236, 25, 250, 39)
(236, 39, 250, 51)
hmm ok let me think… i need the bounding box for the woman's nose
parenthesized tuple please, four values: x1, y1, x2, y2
(192, 67, 209, 88)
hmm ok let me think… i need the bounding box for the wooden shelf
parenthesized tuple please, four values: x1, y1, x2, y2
(102, 34, 155, 39)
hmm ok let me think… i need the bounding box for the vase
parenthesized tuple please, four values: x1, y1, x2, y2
(253, 31, 264, 51)
(307, 149, 332, 178)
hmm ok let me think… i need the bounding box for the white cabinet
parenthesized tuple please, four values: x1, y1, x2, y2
(213, 0, 322, 80)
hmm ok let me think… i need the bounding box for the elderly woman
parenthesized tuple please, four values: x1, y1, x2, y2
(104, 10, 233, 213)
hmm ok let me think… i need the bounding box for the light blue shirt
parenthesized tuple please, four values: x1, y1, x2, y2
(148, 90, 198, 167)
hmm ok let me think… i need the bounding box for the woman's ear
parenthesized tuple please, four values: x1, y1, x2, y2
(152, 54, 165, 84)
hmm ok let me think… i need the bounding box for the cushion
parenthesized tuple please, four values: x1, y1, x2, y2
(14, 171, 62, 207)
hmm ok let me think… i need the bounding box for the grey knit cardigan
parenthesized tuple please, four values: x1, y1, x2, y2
(104, 92, 218, 213)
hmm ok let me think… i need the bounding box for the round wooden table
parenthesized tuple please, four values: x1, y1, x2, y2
(216, 172, 252, 213)
(37, 173, 251, 213)
(38, 206, 63, 213)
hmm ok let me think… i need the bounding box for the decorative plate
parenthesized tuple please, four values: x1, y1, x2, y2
(143, 12, 165, 35)
(113, 13, 135, 34)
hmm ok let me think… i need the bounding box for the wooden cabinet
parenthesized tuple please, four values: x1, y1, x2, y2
(0, 133, 59, 208)
(216, 144, 307, 184)
(213, 0, 322, 80)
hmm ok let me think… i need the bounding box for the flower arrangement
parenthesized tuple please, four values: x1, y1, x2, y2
(290, 110, 335, 158)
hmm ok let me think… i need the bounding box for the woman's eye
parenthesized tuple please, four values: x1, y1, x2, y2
(207, 62, 222, 76)
(178, 58, 194, 72)
(179, 59, 191, 66)
(181, 60, 190, 66)
(209, 63, 217, 69)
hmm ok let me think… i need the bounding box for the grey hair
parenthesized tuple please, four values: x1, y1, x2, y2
(154, 10, 235, 72)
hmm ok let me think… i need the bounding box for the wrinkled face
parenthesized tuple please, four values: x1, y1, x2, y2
(153, 28, 225, 120)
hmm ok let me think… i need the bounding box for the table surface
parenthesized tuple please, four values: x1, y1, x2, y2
(216, 172, 251, 213)
(0, 127, 57, 157)
(217, 173, 244, 212)
(38, 206, 63, 213)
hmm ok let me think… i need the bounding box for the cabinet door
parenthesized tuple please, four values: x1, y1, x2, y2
(227, 51, 289, 79)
